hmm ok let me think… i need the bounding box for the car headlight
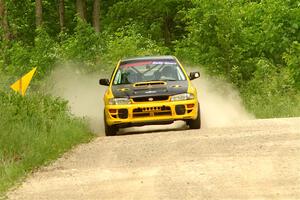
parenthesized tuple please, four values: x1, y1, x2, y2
(109, 97, 131, 105)
(171, 93, 194, 101)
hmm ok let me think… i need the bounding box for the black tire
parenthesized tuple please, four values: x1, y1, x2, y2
(187, 104, 201, 129)
(104, 111, 118, 136)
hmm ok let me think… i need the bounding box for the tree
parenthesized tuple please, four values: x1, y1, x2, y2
(103, 0, 192, 46)
(0, 0, 9, 40)
(163, 16, 172, 46)
(58, 0, 65, 31)
(35, 0, 43, 27)
(92, 0, 100, 32)
(76, 0, 87, 21)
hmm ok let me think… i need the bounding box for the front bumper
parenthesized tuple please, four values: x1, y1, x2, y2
(105, 99, 199, 127)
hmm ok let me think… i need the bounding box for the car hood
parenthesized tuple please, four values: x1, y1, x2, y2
(111, 81, 188, 98)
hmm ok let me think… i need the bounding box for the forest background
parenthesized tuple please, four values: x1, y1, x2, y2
(0, 0, 299, 195)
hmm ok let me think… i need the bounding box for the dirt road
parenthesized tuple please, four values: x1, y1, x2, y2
(8, 118, 300, 199)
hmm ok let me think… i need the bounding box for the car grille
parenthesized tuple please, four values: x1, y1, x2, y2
(133, 106, 171, 118)
(132, 96, 169, 102)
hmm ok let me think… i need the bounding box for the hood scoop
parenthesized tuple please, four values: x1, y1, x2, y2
(134, 81, 166, 87)
(133, 81, 167, 95)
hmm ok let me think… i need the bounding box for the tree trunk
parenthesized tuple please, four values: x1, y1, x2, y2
(0, 0, 10, 40)
(83, 0, 87, 20)
(76, 0, 86, 21)
(163, 16, 172, 46)
(35, 0, 43, 27)
(92, 0, 100, 32)
(58, 0, 65, 31)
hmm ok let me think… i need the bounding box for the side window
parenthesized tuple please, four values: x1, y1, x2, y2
(113, 70, 121, 84)
(177, 66, 186, 80)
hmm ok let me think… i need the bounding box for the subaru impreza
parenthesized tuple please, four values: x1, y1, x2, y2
(99, 56, 201, 136)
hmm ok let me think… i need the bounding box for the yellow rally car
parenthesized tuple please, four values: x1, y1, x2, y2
(99, 56, 201, 136)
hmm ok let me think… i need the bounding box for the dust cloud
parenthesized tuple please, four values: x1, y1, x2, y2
(192, 69, 254, 127)
(46, 65, 253, 136)
(46, 64, 107, 135)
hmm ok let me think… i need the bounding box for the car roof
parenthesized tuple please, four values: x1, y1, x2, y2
(120, 55, 176, 64)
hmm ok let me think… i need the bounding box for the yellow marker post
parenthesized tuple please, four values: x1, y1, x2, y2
(10, 67, 37, 96)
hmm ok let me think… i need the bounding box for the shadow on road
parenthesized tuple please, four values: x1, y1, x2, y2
(117, 121, 188, 136)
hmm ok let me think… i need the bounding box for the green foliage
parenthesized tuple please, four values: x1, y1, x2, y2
(0, 0, 299, 195)
(3, 42, 35, 85)
(58, 20, 169, 70)
(103, 0, 192, 45)
(283, 41, 300, 88)
(176, 0, 299, 82)
(31, 28, 58, 76)
(3, 28, 57, 79)
(0, 92, 92, 195)
(60, 18, 103, 64)
(6, 0, 36, 44)
(241, 59, 300, 118)
(100, 25, 169, 68)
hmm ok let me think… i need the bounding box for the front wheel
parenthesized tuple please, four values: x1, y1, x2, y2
(104, 111, 118, 136)
(186, 104, 201, 129)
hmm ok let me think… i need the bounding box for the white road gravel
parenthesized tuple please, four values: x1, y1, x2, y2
(8, 118, 300, 200)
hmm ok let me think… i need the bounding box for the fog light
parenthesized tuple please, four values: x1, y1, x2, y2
(175, 105, 186, 115)
(118, 109, 128, 119)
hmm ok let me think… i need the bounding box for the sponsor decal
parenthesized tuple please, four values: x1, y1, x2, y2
(152, 61, 177, 65)
(121, 61, 177, 68)
(121, 61, 152, 68)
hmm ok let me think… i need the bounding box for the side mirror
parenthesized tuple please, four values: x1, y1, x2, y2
(99, 79, 110, 86)
(189, 72, 200, 80)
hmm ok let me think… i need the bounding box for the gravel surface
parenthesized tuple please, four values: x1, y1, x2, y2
(8, 118, 300, 199)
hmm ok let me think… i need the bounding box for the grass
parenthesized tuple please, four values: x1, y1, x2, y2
(0, 92, 93, 196)
(241, 90, 300, 119)
(0, 66, 299, 198)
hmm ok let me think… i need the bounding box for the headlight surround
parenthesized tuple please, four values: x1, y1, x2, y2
(171, 93, 194, 101)
(109, 97, 131, 105)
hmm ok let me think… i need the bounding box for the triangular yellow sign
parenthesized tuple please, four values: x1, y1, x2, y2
(10, 67, 37, 96)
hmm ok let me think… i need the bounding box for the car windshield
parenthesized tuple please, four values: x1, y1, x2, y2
(113, 60, 187, 85)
